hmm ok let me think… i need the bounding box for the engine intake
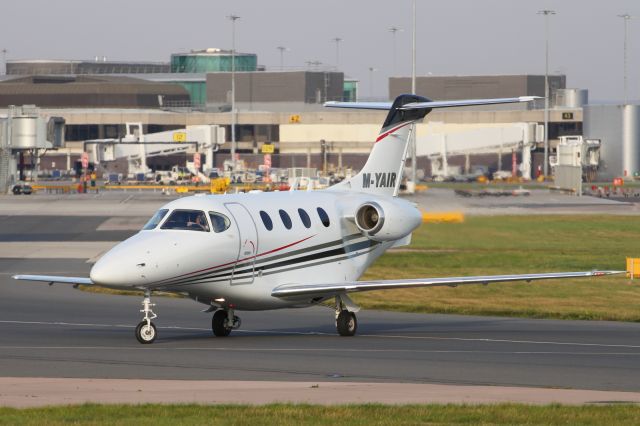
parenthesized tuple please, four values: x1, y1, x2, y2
(355, 202, 384, 236)
(352, 199, 422, 242)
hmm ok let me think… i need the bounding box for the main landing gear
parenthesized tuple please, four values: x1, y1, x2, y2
(135, 290, 157, 344)
(212, 308, 241, 337)
(335, 295, 358, 337)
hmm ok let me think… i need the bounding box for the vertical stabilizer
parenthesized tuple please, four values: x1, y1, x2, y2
(331, 94, 432, 196)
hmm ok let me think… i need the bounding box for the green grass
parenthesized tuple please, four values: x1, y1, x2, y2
(2, 404, 640, 425)
(355, 215, 640, 321)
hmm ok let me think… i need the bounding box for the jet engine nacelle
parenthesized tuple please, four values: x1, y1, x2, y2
(354, 199, 422, 242)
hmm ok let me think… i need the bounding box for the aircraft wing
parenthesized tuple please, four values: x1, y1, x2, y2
(271, 270, 624, 299)
(13, 274, 93, 285)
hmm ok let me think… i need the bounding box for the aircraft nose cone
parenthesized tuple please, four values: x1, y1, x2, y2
(90, 237, 152, 287)
(90, 255, 129, 287)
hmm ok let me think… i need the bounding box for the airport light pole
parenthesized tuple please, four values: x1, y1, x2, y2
(388, 26, 403, 76)
(368, 67, 377, 98)
(538, 9, 555, 178)
(410, 0, 417, 187)
(306, 60, 322, 71)
(276, 46, 289, 70)
(228, 14, 240, 172)
(618, 14, 633, 105)
(1, 49, 6, 75)
(332, 37, 342, 69)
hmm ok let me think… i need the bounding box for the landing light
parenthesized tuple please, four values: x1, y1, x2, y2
(214, 298, 226, 303)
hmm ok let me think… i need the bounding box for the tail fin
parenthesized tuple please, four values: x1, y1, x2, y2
(325, 94, 540, 196)
(327, 94, 431, 196)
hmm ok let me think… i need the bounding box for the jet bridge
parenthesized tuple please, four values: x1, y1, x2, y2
(0, 105, 65, 193)
(417, 122, 541, 180)
(86, 123, 225, 181)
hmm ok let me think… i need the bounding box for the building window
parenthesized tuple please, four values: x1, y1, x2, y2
(279, 209, 292, 230)
(298, 208, 311, 228)
(260, 211, 273, 231)
(317, 207, 330, 227)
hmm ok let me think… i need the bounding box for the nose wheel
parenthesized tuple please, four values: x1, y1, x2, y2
(212, 308, 241, 337)
(135, 290, 157, 344)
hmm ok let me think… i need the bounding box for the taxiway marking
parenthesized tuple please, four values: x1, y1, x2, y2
(1, 319, 640, 349)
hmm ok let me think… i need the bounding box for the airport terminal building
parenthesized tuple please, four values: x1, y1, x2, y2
(1, 51, 637, 184)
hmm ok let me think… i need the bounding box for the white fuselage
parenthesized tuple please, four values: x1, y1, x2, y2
(89, 190, 421, 311)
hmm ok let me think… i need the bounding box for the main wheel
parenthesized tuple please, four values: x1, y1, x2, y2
(212, 310, 232, 337)
(135, 321, 157, 344)
(336, 310, 357, 336)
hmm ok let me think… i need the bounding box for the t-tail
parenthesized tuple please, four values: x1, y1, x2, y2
(325, 93, 540, 196)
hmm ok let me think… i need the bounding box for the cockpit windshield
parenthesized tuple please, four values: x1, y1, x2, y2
(160, 209, 210, 232)
(209, 211, 231, 233)
(142, 209, 169, 230)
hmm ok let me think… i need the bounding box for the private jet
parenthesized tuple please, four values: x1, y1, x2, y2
(14, 94, 622, 343)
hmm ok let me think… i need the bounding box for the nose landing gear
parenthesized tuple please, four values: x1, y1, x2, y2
(212, 308, 241, 337)
(135, 290, 157, 344)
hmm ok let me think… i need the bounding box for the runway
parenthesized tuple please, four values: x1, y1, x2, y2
(2, 200, 640, 405)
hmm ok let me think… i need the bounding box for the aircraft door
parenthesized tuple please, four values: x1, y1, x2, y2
(224, 202, 258, 285)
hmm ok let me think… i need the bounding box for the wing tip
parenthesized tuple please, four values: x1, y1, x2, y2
(591, 270, 626, 276)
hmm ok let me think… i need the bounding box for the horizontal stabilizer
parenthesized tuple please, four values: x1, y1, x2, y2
(324, 96, 540, 111)
(324, 101, 392, 110)
(401, 96, 541, 110)
(272, 270, 624, 299)
(13, 274, 93, 285)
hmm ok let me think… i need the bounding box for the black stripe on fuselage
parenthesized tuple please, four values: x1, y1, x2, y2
(148, 233, 364, 288)
(149, 238, 381, 290)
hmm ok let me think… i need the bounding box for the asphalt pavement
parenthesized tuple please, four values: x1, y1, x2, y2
(2, 258, 640, 391)
(1, 195, 640, 397)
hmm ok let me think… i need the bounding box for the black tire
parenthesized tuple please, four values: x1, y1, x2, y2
(212, 310, 232, 337)
(336, 310, 357, 336)
(135, 321, 157, 344)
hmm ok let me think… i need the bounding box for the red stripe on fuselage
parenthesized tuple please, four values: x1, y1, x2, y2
(375, 121, 413, 143)
(157, 234, 316, 283)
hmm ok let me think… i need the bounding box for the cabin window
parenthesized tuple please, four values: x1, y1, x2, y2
(209, 212, 231, 233)
(279, 209, 293, 230)
(161, 209, 210, 232)
(260, 210, 273, 231)
(142, 209, 169, 230)
(298, 208, 311, 228)
(317, 207, 330, 227)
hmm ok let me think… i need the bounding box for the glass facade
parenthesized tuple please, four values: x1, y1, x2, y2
(343, 80, 358, 102)
(171, 53, 257, 73)
(177, 81, 207, 106)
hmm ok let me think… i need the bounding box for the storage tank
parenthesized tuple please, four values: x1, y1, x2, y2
(10, 116, 38, 148)
(554, 89, 588, 108)
(622, 104, 640, 177)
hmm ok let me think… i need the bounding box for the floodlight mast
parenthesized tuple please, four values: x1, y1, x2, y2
(538, 9, 555, 178)
(410, 0, 417, 188)
(618, 13, 633, 105)
(388, 26, 403, 77)
(276, 46, 289, 71)
(228, 14, 240, 171)
(1, 49, 6, 75)
(332, 37, 342, 69)
(368, 67, 377, 98)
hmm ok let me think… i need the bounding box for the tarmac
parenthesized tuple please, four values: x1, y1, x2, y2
(1, 190, 640, 407)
